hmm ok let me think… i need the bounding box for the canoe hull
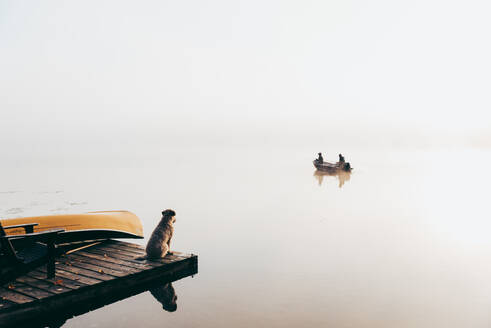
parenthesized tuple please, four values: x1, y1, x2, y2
(0, 211, 143, 243)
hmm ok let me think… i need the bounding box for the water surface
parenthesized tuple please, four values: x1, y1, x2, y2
(2, 147, 491, 327)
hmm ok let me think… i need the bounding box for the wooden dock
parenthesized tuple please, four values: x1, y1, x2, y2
(0, 240, 198, 327)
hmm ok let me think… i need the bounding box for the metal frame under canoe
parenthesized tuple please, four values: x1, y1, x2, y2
(0, 211, 143, 243)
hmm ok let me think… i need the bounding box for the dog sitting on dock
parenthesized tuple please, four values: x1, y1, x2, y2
(136, 209, 176, 260)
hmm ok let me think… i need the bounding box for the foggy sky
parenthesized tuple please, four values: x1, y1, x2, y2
(1, 0, 490, 157)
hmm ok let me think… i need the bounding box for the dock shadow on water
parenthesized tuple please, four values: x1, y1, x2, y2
(23, 280, 180, 328)
(313, 169, 351, 188)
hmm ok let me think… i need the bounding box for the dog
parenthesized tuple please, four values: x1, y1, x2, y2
(144, 209, 176, 259)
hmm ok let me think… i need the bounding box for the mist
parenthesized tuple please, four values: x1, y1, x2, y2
(1, 0, 490, 162)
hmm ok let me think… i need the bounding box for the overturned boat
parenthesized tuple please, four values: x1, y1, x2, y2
(0, 211, 143, 243)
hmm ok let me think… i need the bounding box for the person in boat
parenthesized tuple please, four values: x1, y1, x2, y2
(317, 152, 324, 164)
(338, 154, 345, 163)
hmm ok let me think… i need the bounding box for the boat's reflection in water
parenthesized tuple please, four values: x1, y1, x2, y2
(38, 280, 179, 328)
(313, 170, 351, 188)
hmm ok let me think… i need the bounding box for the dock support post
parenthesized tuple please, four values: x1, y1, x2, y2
(47, 242, 55, 279)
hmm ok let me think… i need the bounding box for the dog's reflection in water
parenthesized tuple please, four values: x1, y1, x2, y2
(149, 282, 178, 312)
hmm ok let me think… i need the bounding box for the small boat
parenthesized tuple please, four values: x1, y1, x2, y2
(0, 211, 143, 243)
(313, 159, 352, 172)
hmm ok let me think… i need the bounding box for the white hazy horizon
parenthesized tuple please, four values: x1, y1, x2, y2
(1, 0, 490, 160)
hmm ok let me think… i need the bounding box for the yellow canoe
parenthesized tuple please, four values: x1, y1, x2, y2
(0, 211, 143, 243)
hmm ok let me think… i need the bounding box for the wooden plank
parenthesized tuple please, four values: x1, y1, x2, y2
(102, 241, 145, 254)
(107, 242, 193, 260)
(71, 250, 149, 271)
(91, 244, 146, 258)
(163, 253, 190, 261)
(106, 240, 195, 259)
(34, 267, 102, 285)
(102, 242, 191, 261)
(100, 241, 191, 260)
(106, 240, 196, 259)
(38, 264, 113, 282)
(66, 253, 141, 274)
(27, 271, 87, 290)
(0, 298, 16, 311)
(83, 246, 140, 260)
(104, 244, 146, 256)
(80, 248, 158, 268)
(85, 248, 169, 267)
(2, 281, 53, 300)
(168, 250, 195, 258)
(93, 244, 183, 264)
(0, 288, 36, 303)
(15, 276, 72, 294)
(61, 256, 128, 277)
(56, 262, 116, 280)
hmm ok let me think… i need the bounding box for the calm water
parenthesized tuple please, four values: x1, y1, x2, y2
(2, 147, 491, 327)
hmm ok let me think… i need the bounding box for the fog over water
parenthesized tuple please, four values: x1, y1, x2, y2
(1, 0, 491, 155)
(1, 1, 491, 327)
